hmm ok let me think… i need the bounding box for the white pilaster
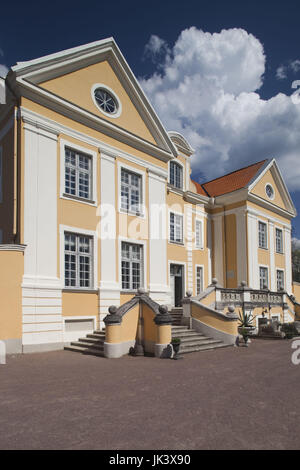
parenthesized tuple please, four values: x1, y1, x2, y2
(284, 226, 292, 294)
(99, 152, 120, 328)
(247, 211, 259, 289)
(22, 119, 62, 351)
(186, 204, 193, 292)
(207, 216, 212, 286)
(236, 210, 247, 286)
(148, 169, 169, 303)
(269, 222, 276, 291)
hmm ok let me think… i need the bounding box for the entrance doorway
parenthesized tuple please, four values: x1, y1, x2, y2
(170, 264, 184, 307)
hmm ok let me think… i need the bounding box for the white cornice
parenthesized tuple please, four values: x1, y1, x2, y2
(247, 193, 295, 220)
(19, 106, 168, 179)
(9, 37, 178, 159)
(0, 244, 26, 251)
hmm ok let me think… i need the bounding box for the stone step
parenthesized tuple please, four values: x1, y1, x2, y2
(178, 342, 230, 355)
(71, 340, 104, 350)
(87, 333, 105, 339)
(172, 331, 205, 338)
(178, 337, 221, 347)
(171, 327, 190, 333)
(64, 345, 105, 357)
(78, 337, 105, 344)
(172, 333, 207, 341)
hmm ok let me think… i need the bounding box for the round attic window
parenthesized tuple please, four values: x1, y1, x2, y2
(265, 183, 275, 200)
(91, 84, 122, 118)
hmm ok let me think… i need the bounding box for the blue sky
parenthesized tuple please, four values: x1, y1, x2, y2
(1, 0, 300, 237)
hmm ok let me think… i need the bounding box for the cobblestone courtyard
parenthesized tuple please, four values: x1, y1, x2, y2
(0, 339, 299, 450)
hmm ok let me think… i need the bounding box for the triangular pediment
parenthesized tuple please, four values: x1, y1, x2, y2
(248, 159, 296, 216)
(9, 38, 177, 160)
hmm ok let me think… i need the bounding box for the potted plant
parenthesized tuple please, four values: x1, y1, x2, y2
(171, 337, 182, 360)
(238, 310, 255, 347)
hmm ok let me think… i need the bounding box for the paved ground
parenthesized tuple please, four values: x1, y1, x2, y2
(0, 339, 300, 450)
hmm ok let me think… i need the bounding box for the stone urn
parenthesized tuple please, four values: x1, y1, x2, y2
(238, 326, 255, 347)
(171, 338, 182, 360)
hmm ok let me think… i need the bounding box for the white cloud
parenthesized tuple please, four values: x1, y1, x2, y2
(276, 65, 287, 80)
(0, 64, 8, 78)
(140, 27, 300, 190)
(144, 35, 170, 62)
(292, 238, 300, 250)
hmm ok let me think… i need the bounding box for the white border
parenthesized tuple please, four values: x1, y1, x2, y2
(259, 264, 269, 289)
(274, 225, 284, 254)
(195, 264, 205, 295)
(63, 315, 97, 342)
(117, 161, 146, 218)
(265, 182, 275, 201)
(60, 138, 98, 206)
(276, 268, 285, 291)
(168, 260, 186, 305)
(91, 83, 122, 119)
(195, 218, 204, 250)
(118, 236, 147, 291)
(59, 224, 98, 290)
(258, 219, 268, 250)
(168, 209, 185, 245)
(168, 158, 185, 191)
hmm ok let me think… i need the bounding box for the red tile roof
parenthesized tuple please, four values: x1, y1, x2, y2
(193, 160, 267, 198)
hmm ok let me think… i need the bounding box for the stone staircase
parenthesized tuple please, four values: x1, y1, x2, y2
(64, 329, 105, 357)
(169, 308, 183, 325)
(171, 325, 229, 355)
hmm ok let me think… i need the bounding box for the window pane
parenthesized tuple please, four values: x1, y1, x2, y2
(170, 161, 183, 189)
(65, 148, 91, 200)
(64, 233, 92, 289)
(121, 242, 143, 290)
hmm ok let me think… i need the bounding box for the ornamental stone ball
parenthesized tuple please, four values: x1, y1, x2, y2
(241, 281, 246, 287)
(186, 289, 192, 297)
(108, 305, 118, 315)
(137, 287, 146, 295)
(228, 305, 235, 313)
(158, 305, 168, 315)
(212, 278, 218, 285)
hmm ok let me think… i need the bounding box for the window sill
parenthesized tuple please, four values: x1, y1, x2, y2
(276, 251, 284, 255)
(258, 246, 268, 251)
(63, 288, 98, 293)
(61, 193, 97, 206)
(119, 208, 145, 218)
(169, 240, 184, 246)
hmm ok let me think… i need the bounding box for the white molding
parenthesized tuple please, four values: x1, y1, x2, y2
(213, 216, 224, 287)
(59, 224, 98, 290)
(168, 158, 185, 192)
(91, 83, 122, 118)
(194, 217, 204, 250)
(19, 107, 169, 178)
(168, 208, 185, 245)
(0, 244, 26, 251)
(59, 138, 98, 206)
(236, 210, 247, 285)
(247, 206, 291, 230)
(247, 212, 259, 289)
(265, 182, 275, 201)
(269, 222, 276, 291)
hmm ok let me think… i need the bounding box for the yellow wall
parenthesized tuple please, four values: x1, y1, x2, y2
(293, 283, 300, 303)
(191, 302, 238, 336)
(0, 250, 23, 340)
(40, 60, 157, 145)
(62, 291, 98, 317)
(251, 168, 287, 211)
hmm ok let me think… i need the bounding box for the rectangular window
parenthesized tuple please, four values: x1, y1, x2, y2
(65, 147, 92, 200)
(64, 232, 93, 288)
(259, 266, 268, 289)
(170, 212, 183, 244)
(121, 242, 143, 290)
(121, 168, 142, 215)
(195, 220, 203, 248)
(170, 161, 183, 189)
(276, 228, 283, 253)
(258, 221, 268, 249)
(277, 270, 284, 291)
(196, 266, 204, 295)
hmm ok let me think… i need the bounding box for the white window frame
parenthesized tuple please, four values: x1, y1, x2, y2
(169, 159, 184, 190)
(59, 225, 98, 290)
(275, 227, 284, 254)
(91, 83, 122, 119)
(276, 269, 285, 291)
(168, 259, 186, 298)
(195, 264, 204, 295)
(258, 220, 268, 249)
(117, 162, 146, 218)
(195, 218, 204, 249)
(0, 145, 2, 204)
(169, 210, 184, 245)
(60, 139, 97, 206)
(259, 265, 269, 290)
(118, 237, 147, 291)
